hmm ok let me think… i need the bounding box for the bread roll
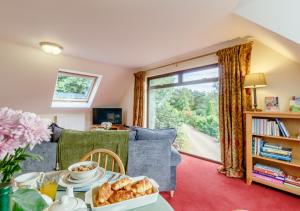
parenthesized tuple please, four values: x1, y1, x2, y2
(109, 190, 134, 202)
(98, 182, 113, 203)
(131, 178, 152, 193)
(111, 177, 132, 191)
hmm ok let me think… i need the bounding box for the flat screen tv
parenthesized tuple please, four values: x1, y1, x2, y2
(93, 108, 122, 125)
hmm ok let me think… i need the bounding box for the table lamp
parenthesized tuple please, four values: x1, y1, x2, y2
(244, 73, 267, 111)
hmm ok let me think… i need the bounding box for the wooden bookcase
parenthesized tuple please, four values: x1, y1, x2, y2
(245, 111, 300, 196)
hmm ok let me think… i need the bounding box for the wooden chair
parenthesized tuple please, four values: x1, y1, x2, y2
(80, 149, 125, 175)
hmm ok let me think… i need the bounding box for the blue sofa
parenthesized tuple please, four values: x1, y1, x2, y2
(22, 127, 181, 194)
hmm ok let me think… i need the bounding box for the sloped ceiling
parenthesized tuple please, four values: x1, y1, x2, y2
(235, 0, 300, 45)
(0, 41, 134, 114)
(0, 0, 299, 68)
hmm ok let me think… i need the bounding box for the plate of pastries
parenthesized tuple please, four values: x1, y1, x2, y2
(85, 176, 159, 211)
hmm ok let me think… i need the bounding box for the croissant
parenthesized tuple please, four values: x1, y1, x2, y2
(145, 188, 153, 195)
(131, 178, 152, 193)
(124, 183, 132, 191)
(109, 190, 134, 202)
(111, 177, 133, 191)
(98, 182, 113, 203)
(95, 200, 110, 207)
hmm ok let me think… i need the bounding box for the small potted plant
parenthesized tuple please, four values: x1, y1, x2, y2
(0, 107, 51, 211)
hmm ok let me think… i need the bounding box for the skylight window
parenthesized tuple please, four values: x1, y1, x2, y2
(51, 69, 102, 108)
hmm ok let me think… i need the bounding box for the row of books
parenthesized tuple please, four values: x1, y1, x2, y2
(252, 163, 285, 184)
(252, 118, 290, 137)
(285, 175, 300, 189)
(252, 163, 300, 189)
(252, 138, 292, 162)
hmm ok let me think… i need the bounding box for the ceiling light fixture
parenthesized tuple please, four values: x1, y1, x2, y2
(39, 42, 63, 55)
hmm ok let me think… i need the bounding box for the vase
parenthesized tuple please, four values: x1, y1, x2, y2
(0, 183, 12, 211)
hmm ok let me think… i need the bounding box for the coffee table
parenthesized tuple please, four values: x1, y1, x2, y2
(56, 190, 173, 211)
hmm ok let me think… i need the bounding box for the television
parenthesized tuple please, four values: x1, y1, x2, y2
(93, 108, 122, 125)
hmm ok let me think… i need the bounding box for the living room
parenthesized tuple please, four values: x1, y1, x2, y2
(1, 1, 300, 211)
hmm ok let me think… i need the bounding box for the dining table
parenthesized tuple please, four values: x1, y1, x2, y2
(53, 170, 174, 211)
(55, 191, 173, 211)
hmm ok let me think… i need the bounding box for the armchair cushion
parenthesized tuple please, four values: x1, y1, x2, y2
(171, 146, 181, 166)
(127, 139, 171, 191)
(132, 127, 176, 144)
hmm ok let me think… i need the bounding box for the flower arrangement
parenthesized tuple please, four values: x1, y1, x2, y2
(0, 107, 51, 183)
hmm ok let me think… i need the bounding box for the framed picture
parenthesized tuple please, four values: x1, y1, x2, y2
(290, 96, 300, 112)
(265, 97, 279, 112)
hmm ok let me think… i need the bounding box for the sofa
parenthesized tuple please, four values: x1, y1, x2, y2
(21, 126, 181, 194)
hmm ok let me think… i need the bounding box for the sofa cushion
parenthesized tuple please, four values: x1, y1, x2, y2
(171, 146, 182, 166)
(49, 123, 63, 142)
(129, 130, 137, 142)
(132, 127, 176, 144)
(21, 142, 57, 173)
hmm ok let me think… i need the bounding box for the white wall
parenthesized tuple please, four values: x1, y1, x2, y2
(251, 41, 300, 111)
(120, 74, 135, 126)
(0, 41, 134, 130)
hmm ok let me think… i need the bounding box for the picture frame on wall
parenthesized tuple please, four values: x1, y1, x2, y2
(265, 96, 279, 112)
(289, 96, 300, 112)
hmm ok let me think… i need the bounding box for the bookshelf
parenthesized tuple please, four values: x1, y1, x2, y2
(245, 111, 300, 196)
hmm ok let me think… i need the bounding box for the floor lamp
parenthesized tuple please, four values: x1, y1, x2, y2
(244, 73, 267, 111)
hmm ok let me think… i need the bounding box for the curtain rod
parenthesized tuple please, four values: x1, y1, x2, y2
(145, 37, 254, 72)
(146, 51, 217, 72)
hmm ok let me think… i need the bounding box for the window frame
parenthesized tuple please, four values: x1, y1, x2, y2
(51, 69, 102, 108)
(147, 63, 219, 127)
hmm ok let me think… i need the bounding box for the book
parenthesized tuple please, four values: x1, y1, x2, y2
(265, 97, 279, 112)
(264, 143, 282, 150)
(253, 172, 284, 184)
(252, 170, 285, 181)
(253, 167, 283, 177)
(275, 118, 287, 137)
(260, 151, 292, 162)
(285, 175, 300, 185)
(252, 118, 281, 136)
(279, 121, 290, 137)
(252, 137, 264, 155)
(254, 163, 285, 177)
(261, 146, 292, 156)
(285, 181, 300, 187)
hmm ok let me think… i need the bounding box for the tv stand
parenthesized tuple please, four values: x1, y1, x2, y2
(91, 124, 128, 130)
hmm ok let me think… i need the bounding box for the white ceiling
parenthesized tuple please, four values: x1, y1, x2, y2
(0, 0, 299, 68)
(235, 0, 300, 45)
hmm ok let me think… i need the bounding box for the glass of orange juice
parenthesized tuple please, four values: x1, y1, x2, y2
(37, 172, 59, 201)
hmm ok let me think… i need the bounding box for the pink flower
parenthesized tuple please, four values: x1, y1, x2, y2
(0, 107, 51, 159)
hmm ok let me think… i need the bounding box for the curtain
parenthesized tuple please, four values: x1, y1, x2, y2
(133, 71, 146, 127)
(216, 42, 253, 178)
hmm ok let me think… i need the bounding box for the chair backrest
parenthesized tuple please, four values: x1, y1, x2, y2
(80, 149, 125, 174)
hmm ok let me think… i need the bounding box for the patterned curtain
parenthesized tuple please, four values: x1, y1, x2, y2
(216, 42, 253, 178)
(133, 71, 146, 127)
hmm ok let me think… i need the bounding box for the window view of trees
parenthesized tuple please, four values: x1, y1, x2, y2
(56, 75, 91, 94)
(148, 66, 220, 161)
(54, 72, 95, 100)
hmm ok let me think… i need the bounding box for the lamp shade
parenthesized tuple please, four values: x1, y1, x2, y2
(244, 73, 267, 88)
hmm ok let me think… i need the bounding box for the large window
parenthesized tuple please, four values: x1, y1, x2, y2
(148, 64, 220, 162)
(51, 69, 102, 108)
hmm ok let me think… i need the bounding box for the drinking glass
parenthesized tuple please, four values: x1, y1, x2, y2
(37, 172, 59, 201)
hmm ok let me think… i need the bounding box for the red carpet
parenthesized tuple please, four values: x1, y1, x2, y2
(161, 154, 300, 211)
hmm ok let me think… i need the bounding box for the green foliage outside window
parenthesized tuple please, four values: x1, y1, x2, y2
(56, 75, 92, 94)
(149, 82, 219, 149)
